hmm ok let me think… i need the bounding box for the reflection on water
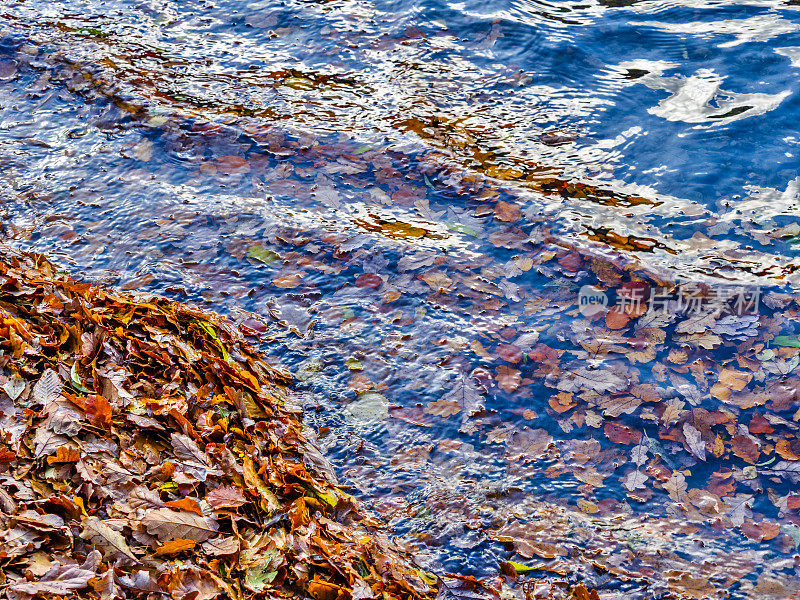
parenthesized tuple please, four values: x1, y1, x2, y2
(3, 0, 800, 596)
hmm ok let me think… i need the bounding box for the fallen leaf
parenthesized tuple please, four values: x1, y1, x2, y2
(153, 538, 196, 557)
(81, 516, 140, 564)
(206, 486, 248, 509)
(143, 508, 219, 542)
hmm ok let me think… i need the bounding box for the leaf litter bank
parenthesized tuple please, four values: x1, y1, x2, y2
(0, 247, 605, 600)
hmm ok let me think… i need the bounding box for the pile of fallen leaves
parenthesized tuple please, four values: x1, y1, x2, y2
(0, 247, 445, 600)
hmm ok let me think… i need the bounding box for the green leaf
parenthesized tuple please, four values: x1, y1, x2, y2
(784, 524, 800, 548)
(352, 144, 372, 155)
(502, 561, 538, 574)
(447, 222, 477, 237)
(774, 336, 800, 348)
(246, 557, 280, 592)
(345, 357, 363, 371)
(247, 245, 280, 264)
(757, 349, 775, 361)
(196, 321, 233, 364)
(70, 363, 91, 393)
(70, 27, 107, 36)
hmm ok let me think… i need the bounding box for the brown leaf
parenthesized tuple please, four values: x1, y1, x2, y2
(496, 343, 523, 363)
(216, 155, 250, 175)
(488, 519, 567, 559)
(496, 365, 521, 392)
(10, 552, 100, 595)
(143, 508, 219, 542)
(424, 397, 461, 417)
(741, 520, 781, 542)
(206, 486, 248, 509)
(202, 536, 240, 556)
(604, 422, 640, 445)
(272, 272, 306, 288)
(80, 516, 140, 564)
(730, 435, 760, 464)
(33, 368, 63, 406)
(493, 200, 521, 222)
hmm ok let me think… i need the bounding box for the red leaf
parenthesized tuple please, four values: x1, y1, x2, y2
(355, 273, 382, 288)
(496, 343, 523, 363)
(604, 422, 640, 445)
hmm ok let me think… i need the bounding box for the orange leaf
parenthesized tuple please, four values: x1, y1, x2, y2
(308, 580, 342, 600)
(84, 394, 112, 427)
(153, 538, 196, 557)
(47, 445, 81, 464)
(549, 392, 576, 414)
(605, 309, 629, 330)
(272, 272, 306, 289)
(776, 439, 800, 461)
(572, 583, 601, 600)
(165, 498, 204, 516)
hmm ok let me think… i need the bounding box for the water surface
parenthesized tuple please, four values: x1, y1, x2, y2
(3, 0, 800, 597)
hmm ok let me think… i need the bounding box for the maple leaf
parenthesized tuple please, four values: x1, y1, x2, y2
(143, 508, 219, 542)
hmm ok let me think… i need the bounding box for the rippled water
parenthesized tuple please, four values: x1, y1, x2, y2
(3, 0, 800, 597)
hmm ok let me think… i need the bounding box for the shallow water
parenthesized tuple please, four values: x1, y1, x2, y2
(2, 0, 800, 597)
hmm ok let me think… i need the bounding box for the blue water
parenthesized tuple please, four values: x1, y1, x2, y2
(3, 0, 800, 597)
